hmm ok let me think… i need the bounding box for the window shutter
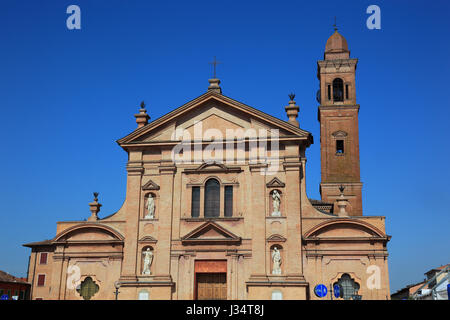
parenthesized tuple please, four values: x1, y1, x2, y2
(204, 179, 220, 217)
(37, 274, 45, 286)
(40, 253, 48, 264)
(224, 186, 233, 217)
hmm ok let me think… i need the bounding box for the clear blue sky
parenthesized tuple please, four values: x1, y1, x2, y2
(0, 0, 449, 294)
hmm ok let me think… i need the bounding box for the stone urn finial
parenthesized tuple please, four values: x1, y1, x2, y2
(285, 93, 300, 127)
(336, 185, 348, 216)
(88, 192, 102, 221)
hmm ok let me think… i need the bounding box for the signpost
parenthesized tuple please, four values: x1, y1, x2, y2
(314, 284, 328, 298)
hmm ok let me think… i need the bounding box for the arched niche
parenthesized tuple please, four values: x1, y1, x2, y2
(143, 192, 159, 219)
(269, 244, 283, 275)
(268, 189, 283, 217)
(141, 245, 155, 275)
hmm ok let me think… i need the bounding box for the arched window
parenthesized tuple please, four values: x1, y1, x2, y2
(204, 179, 220, 217)
(333, 78, 344, 102)
(335, 274, 360, 300)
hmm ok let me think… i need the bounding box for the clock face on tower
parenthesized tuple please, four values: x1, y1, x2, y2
(316, 89, 321, 104)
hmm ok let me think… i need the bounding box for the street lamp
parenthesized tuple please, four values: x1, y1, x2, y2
(114, 281, 121, 300)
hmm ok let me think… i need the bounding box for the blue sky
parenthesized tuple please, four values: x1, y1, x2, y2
(0, 0, 449, 294)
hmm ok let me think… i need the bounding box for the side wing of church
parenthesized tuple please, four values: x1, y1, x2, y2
(24, 31, 391, 300)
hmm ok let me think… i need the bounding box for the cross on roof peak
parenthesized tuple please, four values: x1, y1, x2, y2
(209, 56, 221, 79)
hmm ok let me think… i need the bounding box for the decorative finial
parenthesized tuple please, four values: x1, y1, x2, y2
(333, 16, 338, 31)
(135, 100, 150, 128)
(93, 192, 99, 201)
(285, 94, 300, 127)
(339, 185, 345, 193)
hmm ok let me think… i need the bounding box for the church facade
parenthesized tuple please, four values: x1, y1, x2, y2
(24, 31, 391, 300)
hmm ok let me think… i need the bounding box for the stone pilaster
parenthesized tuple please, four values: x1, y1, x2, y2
(283, 161, 304, 278)
(120, 164, 144, 281)
(154, 164, 176, 280)
(248, 164, 267, 279)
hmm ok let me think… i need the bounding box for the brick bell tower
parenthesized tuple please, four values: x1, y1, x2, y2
(317, 28, 363, 216)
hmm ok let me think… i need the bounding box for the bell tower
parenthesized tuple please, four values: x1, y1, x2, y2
(317, 29, 363, 216)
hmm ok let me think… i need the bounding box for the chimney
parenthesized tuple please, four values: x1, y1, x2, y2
(285, 93, 300, 127)
(87, 192, 102, 221)
(134, 101, 150, 128)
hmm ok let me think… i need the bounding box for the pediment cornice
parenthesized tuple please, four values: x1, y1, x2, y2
(117, 91, 312, 147)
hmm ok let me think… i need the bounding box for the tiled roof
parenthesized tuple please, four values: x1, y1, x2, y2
(0, 270, 29, 284)
(425, 263, 449, 275)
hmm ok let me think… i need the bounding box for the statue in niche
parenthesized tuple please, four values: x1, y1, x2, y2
(272, 247, 282, 275)
(145, 194, 155, 219)
(142, 248, 153, 275)
(271, 190, 281, 216)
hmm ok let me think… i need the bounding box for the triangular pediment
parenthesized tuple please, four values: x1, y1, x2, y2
(117, 91, 312, 146)
(181, 221, 241, 245)
(266, 177, 285, 188)
(142, 179, 160, 191)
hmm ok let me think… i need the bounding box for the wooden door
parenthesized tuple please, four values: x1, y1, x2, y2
(196, 273, 227, 300)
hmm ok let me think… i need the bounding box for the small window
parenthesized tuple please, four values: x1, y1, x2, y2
(271, 290, 283, 300)
(327, 85, 331, 100)
(345, 84, 349, 100)
(191, 187, 200, 218)
(224, 186, 233, 217)
(40, 252, 48, 265)
(37, 274, 46, 287)
(138, 290, 149, 300)
(336, 140, 344, 154)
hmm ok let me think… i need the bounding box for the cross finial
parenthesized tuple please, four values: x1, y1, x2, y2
(333, 16, 338, 31)
(209, 56, 221, 79)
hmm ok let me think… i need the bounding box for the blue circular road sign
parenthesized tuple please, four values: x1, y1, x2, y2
(333, 284, 342, 298)
(314, 284, 328, 298)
